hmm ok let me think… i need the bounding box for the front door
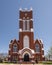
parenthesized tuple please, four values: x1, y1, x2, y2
(24, 53, 29, 61)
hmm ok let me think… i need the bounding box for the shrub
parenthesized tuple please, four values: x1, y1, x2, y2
(0, 58, 3, 63)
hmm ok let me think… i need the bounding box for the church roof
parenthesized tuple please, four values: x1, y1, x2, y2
(34, 39, 43, 44)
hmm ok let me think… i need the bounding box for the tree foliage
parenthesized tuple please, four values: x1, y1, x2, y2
(48, 46, 52, 55)
(45, 46, 52, 60)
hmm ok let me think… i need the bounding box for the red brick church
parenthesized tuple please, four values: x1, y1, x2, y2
(8, 8, 45, 62)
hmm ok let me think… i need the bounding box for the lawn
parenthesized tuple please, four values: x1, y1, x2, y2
(0, 61, 52, 65)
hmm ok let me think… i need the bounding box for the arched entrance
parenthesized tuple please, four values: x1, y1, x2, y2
(24, 53, 29, 61)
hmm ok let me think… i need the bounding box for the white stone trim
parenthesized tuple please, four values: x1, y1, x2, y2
(31, 49, 35, 54)
(42, 48, 44, 50)
(31, 28, 34, 32)
(19, 8, 33, 12)
(19, 48, 35, 54)
(22, 51, 31, 58)
(19, 19, 22, 21)
(30, 19, 33, 21)
(19, 29, 22, 32)
(19, 18, 33, 21)
(40, 39, 43, 43)
(23, 30, 30, 32)
(30, 7, 33, 10)
(42, 55, 44, 57)
(19, 8, 22, 11)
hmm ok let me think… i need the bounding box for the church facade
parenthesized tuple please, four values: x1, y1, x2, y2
(8, 8, 45, 62)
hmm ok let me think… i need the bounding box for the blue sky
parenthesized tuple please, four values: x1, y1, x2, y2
(0, 0, 52, 55)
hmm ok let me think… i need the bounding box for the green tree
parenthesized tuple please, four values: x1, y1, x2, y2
(48, 46, 52, 55)
(45, 46, 52, 60)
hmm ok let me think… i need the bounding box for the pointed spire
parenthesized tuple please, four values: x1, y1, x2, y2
(30, 7, 33, 10)
(19, 8, 22, 11)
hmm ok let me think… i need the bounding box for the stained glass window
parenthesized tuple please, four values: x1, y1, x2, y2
(23, 35, 29, 48)
(13, 44, 18, 52)
(35, 43, 40, 52)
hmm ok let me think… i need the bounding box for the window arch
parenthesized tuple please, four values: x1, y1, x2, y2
(23, 35, 29, 48)
(23, 20, 29, 31)
(13, 44, 18, 52)
(35, 43, 40, 52)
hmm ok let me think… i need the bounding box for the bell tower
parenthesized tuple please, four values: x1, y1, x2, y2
(19, 8, 34, 49)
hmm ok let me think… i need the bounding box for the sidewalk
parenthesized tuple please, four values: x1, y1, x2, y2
(0, 64, 44, 65)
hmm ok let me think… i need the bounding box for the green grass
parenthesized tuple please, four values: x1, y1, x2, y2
(0, 61, 52, 64)
(38, 61, 52, 64)
(42, 61, 52, 64)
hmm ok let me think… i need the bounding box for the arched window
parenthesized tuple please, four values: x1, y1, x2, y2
(13, 44, 18, 52)
(23, 20, 29, 31)
(23, 35, 29, 48)
(35, 43, 40, 52)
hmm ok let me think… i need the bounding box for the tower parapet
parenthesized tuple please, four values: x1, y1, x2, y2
(19, 7, 33, 11)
